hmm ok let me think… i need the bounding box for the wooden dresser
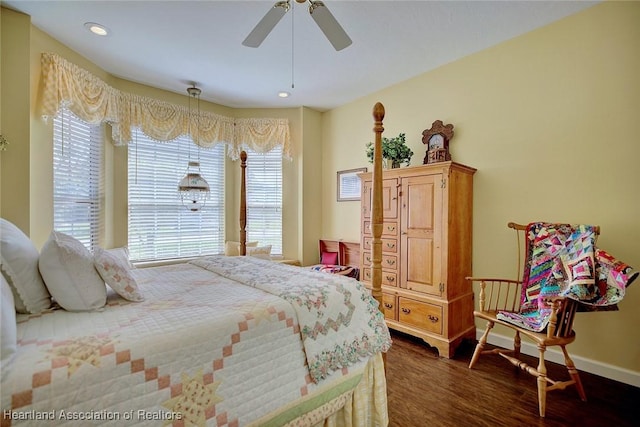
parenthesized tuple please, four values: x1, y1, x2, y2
(359, 162, 476, 358)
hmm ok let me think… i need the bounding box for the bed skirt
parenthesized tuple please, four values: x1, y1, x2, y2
(250, 353, 388, 427)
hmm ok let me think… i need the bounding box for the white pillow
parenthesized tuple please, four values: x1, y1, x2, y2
(106, 246, 135, 269)
(1, 273, 17, 380)
(247, 245, 272, 260)
(0, 218, 51, 313)
(94, 247, 144, 302)
(224, 240, 258, 256)
(39, 231, 106, 312)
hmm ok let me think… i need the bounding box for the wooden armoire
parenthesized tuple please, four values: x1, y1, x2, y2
(359, 162, 476, 358)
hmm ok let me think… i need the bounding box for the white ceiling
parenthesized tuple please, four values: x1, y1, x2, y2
(4, 0, 599, 111)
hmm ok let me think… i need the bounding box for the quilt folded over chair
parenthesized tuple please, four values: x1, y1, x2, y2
(497, 222, 638, 332)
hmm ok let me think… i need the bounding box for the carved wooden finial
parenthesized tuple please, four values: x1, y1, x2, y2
(240, 150, 247, 163)
(373, 102, 385, 122)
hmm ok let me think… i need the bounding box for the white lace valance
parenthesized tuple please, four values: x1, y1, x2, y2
(231, 118, 292, 160)
(40, 52, 290, 159)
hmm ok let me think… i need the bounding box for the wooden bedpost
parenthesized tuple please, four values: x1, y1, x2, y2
(240, 150, 247, 256)
(371, 103, 385, 312)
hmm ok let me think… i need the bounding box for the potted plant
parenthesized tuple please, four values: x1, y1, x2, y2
(366, 133, 413, 168)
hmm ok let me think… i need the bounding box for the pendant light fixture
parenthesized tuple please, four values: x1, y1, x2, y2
(178, 85, 210, 212)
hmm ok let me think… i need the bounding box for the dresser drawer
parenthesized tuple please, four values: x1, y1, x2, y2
(363, 236, 398, 253)
(383, 271, 398, 287)
(363, 221, 399, 237)
(382, 293, 397, 321)
(362, 252, 398, 271)
(361, 268, 397, 287)
(398, 297, 443, 335)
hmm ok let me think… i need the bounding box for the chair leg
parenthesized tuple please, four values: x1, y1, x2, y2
(536, 344, 548, 418)
(561, 345, 587, 401)
(514, 330, 521, 360)
(469, 320, 494, 369)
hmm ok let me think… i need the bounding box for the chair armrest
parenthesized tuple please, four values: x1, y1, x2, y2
(466, 277, 521, 284)
(539, 295, 577, 338)
(466, 277, 523, 313)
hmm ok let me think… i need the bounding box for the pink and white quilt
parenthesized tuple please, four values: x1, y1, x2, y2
(190, 256, 391, 382)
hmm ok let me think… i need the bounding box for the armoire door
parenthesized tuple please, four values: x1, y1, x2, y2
(361, 178, 398, 220)
(400, 174, 443, 296)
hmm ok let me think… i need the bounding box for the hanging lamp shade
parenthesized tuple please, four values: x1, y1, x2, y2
(178, 85, 210, 211)
(178, 160, 210, 212)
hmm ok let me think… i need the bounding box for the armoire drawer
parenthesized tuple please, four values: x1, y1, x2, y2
(363, 221, 399, 237)
(362, 252, 398, 271)
(363, 236, 398, 253)
(382, 293, 397, 321)
(361, 269, 397, 286)
(398, 297, 443, 335)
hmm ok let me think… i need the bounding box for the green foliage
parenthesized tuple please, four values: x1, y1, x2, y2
(365, 133, 413, 167)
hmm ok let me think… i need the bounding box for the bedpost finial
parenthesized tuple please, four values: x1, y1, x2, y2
(373, 102, 385, 122)
(240, 151, 247, 162)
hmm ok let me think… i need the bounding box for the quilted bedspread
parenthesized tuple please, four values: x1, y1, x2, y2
(190, 256, 391, 383)
(1, 259, 390, 426)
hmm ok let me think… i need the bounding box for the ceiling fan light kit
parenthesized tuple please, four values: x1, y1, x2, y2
(243, 0, 351, 51)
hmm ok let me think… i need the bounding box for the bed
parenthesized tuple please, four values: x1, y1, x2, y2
(1, 103, 391, 426)
(308, 240, 361, 280)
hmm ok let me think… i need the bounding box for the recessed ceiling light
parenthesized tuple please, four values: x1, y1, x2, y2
(278, 91, 290, 98)
(84, 22, 110, 36)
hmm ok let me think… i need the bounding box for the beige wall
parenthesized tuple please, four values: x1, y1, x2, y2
(1, 8, 32, 235)
(321, 1, 640, 375)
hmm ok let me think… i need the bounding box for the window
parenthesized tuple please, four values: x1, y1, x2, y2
(128, 131, 224, 262)
(246, 147, 282, 254)
(53, 107, 103, 251)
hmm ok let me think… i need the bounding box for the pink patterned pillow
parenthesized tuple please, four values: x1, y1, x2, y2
(94, 247, 144, 302)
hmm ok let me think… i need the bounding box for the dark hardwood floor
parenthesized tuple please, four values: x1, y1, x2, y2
(385, 331, 639, 427)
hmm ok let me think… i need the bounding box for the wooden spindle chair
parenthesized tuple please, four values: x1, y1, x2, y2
(466, 222, 597, 417)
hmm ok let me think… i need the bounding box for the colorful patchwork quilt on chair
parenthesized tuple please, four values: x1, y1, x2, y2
(497, 222, 638, 332)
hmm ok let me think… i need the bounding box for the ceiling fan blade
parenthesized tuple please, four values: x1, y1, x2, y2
(242, 1, 290, 48)
(308, 1, 352, 51)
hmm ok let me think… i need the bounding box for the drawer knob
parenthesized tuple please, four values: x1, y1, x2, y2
(386, 276, 395, 282)
(384, 303, 393, 309)
(386, 259, 395, 266)
(428, 315, 439, 323)
(401, 308, 411, 314)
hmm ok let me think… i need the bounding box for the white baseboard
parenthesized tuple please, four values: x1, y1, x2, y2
(477, 329, 640, 388)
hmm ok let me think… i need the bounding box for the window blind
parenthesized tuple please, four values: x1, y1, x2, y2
(128, 131, 225, 262)
(53, 107, 103, 251)
(246, 147, 282, 255)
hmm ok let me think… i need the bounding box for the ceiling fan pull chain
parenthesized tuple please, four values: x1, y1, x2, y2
(291, 3, 295, 89)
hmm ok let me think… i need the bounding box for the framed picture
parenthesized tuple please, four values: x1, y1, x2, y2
(337, 167, 367, 202)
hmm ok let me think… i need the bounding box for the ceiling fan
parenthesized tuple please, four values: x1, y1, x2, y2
(242, 0, 352, 51)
